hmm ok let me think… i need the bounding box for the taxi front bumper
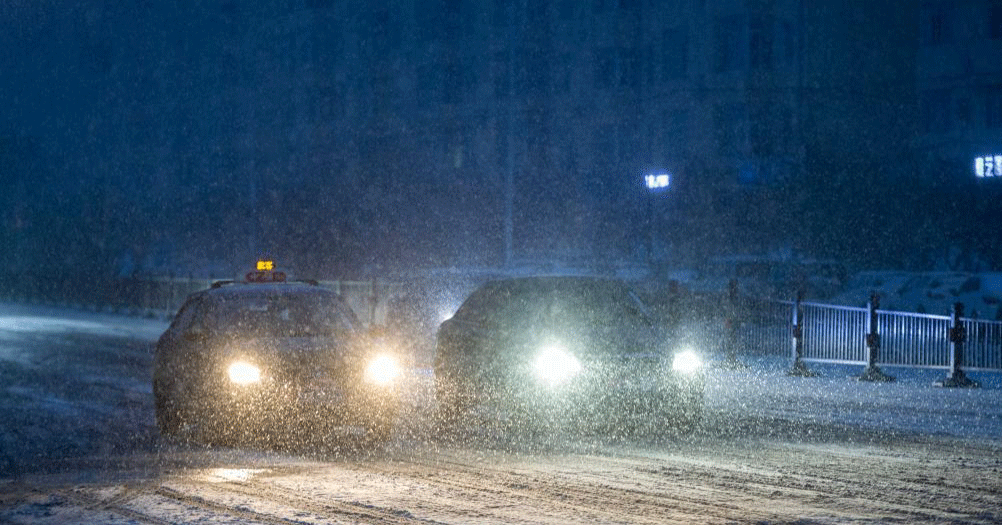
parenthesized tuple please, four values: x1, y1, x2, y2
(190, 378, 400, 437)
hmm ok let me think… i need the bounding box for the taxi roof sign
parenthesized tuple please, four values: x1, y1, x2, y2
(246, 260, 286, 283)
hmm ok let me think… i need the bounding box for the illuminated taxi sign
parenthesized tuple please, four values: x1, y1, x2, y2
(245, 261, 286, 283)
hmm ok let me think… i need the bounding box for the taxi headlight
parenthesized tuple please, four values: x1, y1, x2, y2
(534, 344, 581, 386)
(672, 349, 702, 374)
(228, 360, 262, 385)
(365, 354, 401, 386)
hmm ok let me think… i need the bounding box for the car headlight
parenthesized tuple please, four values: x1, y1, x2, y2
(228, 360, 262, 385)
(671, 349, 702, 374)
(365, 354, 401, 386)
(534, 344, 581, 386)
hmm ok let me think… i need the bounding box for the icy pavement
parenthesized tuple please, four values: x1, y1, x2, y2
(704, 356, 1002, 442)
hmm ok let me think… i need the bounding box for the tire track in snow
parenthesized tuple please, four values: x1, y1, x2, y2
(156, 475, 442, 525)
(350, 451, 780, 524)
(595, 439, 1001, 523)
(358, 440, 1001, 524)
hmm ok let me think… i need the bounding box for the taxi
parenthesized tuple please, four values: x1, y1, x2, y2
(152, 262, 403, 447)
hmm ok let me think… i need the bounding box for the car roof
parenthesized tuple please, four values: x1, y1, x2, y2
(481, 275, 631, 290)
(195, 282, 338, 300)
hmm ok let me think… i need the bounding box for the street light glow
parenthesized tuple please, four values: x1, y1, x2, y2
(645, 173, 671, 190)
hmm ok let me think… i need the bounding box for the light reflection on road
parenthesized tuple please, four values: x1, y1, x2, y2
(200, 468, 269, 483)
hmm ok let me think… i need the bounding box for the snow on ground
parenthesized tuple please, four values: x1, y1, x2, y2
(705, 356, 1002, 441)
(0, 303, 166, 366)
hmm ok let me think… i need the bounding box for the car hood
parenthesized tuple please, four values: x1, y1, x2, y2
(214, 334, 362, 377)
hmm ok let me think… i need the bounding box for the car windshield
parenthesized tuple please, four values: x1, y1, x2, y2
(518, 281, 651, 329)
(205, 290, 357, 337)
(459, 278, 656, 352)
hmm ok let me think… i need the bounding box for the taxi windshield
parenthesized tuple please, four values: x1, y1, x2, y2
(206, 290, 357, 337)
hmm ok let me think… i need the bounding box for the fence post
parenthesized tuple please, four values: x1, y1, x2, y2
(788, 291, 817, 377)
(935, 302, 980, 388)
(859, 293, 894, 382)
(721, 279, 747, 369)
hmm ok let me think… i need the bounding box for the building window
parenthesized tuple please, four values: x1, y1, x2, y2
(492, 0, 508, 28)
(592, 0, 612, 15)
(557, 0, 576, 20)
(618, 47, 642, 89)
(955, 96, 972, 128)
(417, 0, 449, 41)
(920, 90, 951, 133)
(661, 27, 688, 79)
(554, 53, 573, 94)
(526, 51, 551, 95)
(317, 84, 344, 120)
(990, 2, 1002, 39)
(665, 109, 690, 154)
(778, 20, 796, 66)
(618, 0, 642, 12)
(416, 63, 441, 106)
(714, 103, 748, 154)
(749, 15, 774, 70)
(987, 86, 1002, 129)
(714, 15, 746, 73)
(443, 61, 464, 104)
(491, 53, 507, 98)
(594, 47, 615, 89)
(920, 4, 952, 45)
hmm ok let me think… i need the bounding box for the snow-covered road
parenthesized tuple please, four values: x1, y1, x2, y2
(1, 303, 1000, 524)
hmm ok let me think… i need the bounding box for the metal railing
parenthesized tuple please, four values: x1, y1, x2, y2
(736, 294, 1001, 385)
(878, 310, 952, 368)
(800, 302, 868, 364)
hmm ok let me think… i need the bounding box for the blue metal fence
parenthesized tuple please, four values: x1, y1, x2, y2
(800, 302, 867, 365)
(735, 297, 1002, 380)
(962, 317, 1002, 371)
(877, 310, 952, 368)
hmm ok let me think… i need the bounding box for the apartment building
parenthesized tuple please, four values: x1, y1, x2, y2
(916, 0, 1002, 180)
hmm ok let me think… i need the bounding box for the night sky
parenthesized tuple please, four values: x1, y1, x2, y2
(2, 1, 1000, 284)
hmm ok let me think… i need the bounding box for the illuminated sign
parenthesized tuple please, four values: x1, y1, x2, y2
(645, 173, 671, 190)
(246, 260, 285, 283)
(975, 155, 1002, 178)
(246, 271, 286, 283)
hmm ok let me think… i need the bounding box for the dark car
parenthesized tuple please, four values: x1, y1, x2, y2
(434, 276, 705, 436)
(153, 273, 404, 447)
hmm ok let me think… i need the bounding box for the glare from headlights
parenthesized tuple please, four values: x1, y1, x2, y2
(534, 344, 582, 386)
(672, 349, 702, 374)
(365, 354, 401, 386)
(228, 360, 262, 385)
